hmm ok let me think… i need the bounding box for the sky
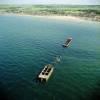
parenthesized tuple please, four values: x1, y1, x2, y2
(0, 0, 100, 5)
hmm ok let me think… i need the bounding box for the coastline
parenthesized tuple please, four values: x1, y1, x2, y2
(0, 12, 100, 22)
(0, 5, 100, 22)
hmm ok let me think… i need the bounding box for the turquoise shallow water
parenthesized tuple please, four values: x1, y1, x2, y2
(0, 15, 100, 100)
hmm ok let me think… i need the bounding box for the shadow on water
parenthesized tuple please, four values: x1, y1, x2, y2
(90, 82, 100, 100)
(0, 82, 8, 100)
(0, 82, 15, 100)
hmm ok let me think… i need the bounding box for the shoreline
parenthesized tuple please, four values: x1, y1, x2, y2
(0, 13, 100, 22)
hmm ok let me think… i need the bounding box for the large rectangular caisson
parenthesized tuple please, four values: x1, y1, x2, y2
(62, 37, 72, 47)
(38, 64, 54, 82)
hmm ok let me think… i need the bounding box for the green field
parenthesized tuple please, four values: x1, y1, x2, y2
(0, 5, 100, 21)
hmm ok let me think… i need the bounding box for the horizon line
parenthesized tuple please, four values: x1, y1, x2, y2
(0, 4, 100, 5)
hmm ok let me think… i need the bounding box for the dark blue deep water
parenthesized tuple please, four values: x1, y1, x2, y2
(0, 15, 100, 100)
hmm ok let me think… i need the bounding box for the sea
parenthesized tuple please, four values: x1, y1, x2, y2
(0, 15, 100, 100)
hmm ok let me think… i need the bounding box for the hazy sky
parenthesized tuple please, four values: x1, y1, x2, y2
(0, 0, 100, 5)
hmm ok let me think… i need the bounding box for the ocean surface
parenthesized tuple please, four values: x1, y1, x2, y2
(0, 15, 100, 100)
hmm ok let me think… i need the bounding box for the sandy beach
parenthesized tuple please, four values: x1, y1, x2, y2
(0, 13, 99, 22)
(0, 13, 87, 21)
(33, 15, 83, 21)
